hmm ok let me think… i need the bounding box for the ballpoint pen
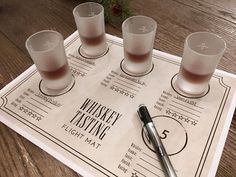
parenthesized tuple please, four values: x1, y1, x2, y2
(137, 104, 177, 177)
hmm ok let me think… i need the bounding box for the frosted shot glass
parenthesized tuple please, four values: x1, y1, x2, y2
(122, 16, 157, 75)
(25, 30, 72, 90)
(176, 32, 226, 95)
(73, 2, 108, 58)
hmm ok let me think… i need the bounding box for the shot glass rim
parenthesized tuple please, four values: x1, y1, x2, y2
(122, 15, 157, 36)
(25, 30, 64, 53)
(73, 2, 104, 19)
(185, 31, 226, 57)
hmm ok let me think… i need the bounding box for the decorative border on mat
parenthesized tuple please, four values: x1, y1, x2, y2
(0, 33, 231, 177)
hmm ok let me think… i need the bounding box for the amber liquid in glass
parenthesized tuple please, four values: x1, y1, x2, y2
(125, 51, 151, 63)
(39, 63, 69, 80)
(81, 34, 104, 46)
(180, 65, 213, 83)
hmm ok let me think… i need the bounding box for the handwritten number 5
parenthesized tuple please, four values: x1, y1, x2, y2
(160, 130, 170, 139)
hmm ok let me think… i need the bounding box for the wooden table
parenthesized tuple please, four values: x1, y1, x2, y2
(0, 0, 235, 176)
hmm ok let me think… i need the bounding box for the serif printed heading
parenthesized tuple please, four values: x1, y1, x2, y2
(70, 98, 122, 140)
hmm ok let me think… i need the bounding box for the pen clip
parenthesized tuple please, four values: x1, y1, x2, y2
(137, 110, 151, 143)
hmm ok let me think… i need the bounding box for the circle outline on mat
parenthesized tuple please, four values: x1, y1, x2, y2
(78, 45, 109, 59)
(171, 73, 210, 99)
(120, 59, 154, 77)
(39, 75, 75, 97)
(141, 115, 188, 156)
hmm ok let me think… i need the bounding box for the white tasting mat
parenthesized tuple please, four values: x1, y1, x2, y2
(0, 31, 236, 177)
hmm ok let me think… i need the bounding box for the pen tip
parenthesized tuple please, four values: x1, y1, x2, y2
(139, 104, 145, 108)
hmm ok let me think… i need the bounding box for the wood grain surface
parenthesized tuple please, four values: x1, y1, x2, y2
(0, 0, 235, 176)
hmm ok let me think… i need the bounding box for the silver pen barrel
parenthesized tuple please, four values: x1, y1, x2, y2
(146, 123, 177, 177)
